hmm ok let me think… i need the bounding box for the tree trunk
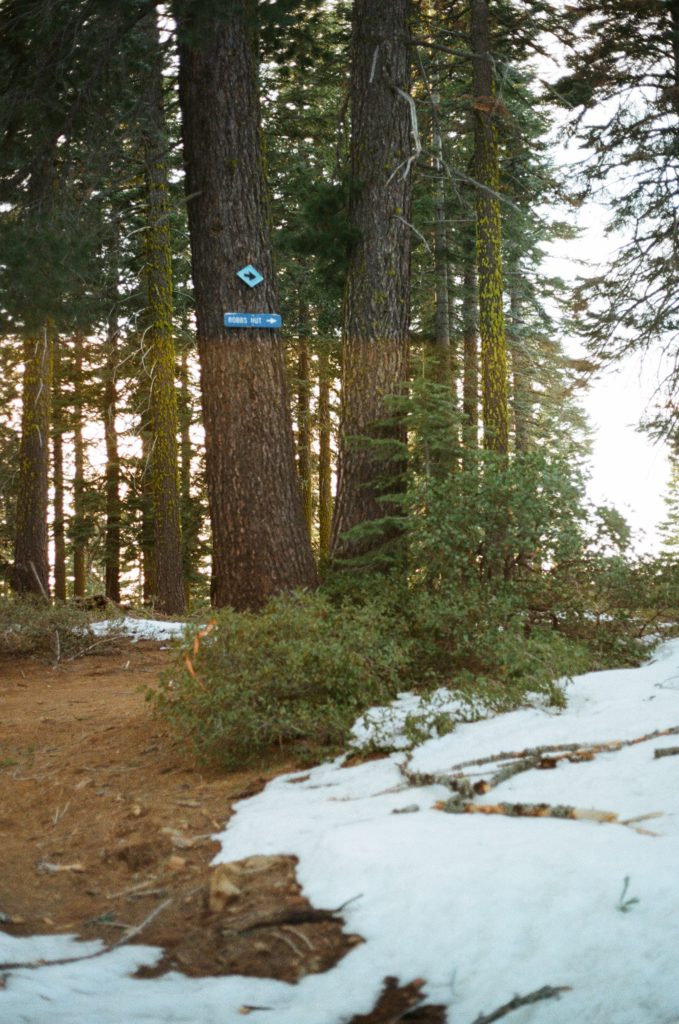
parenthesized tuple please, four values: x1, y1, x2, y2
(508, 286, 532, 453)
(318, 342, 333, 563)
(178, 347, 197, 607)
(432, 93, 452, 386)
(141, 429, 156, 604)
(52, 334, 66, 602)
(175, 0, 317, 610)
(12, 328, 52, 598)
(296, 334, 314, 541)
(72, 333, 87, 599)
(140, 7, 185, 615)
(103, 310, 121, 603)
(470, 0, 509, 455)
(330, 0, 413, 559)
(462, 236, 480, 457)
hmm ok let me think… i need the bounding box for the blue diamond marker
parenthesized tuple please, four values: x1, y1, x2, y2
(237, 264, 264, 288)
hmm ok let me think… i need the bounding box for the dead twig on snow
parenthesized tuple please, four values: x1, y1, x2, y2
(472, 984, 572, 1024)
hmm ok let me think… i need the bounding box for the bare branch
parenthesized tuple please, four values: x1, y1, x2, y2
(472, 985, 572, 1024)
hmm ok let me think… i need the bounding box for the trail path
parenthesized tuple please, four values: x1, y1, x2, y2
(0, 645, 353, 985)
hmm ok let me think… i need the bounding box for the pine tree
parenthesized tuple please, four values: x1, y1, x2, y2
(556, 0, 679, 438)
(138, 7, 185, 615)
(12, 330, 52, 597)
(174, 0, 318, 609)
(660, 452, 679, 552)
(470, 0, 510, 455)
(330, 0, 414, 559)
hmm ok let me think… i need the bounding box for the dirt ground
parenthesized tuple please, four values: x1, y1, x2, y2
(0, 642, 444, 1022)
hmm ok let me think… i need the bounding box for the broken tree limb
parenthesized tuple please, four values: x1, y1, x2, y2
(434, 799, 661, 834)
(472, 984, 572, 1024)
(654, 746, 679, 759)
(0, 898, 172, 972)
(235, 894, 362, 936)
(398, 726, 675, 833)
(435, 800, 619, 824)
(401, 726, 679, 792)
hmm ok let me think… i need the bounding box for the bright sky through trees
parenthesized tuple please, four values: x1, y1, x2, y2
(546, 192, 672, 553)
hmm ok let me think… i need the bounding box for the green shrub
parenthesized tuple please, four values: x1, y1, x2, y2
(0, 595, 122, 661)
(150, 387, 676, 770)
(148, 591, 410, 769)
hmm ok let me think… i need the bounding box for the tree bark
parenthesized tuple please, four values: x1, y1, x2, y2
(330, 0, 413, 559)
(52, 334, 66, 602)
(462, 242, 480, 458)
(103, 310, 121, 604)
(470, 0, 509, 455)
(296, 334, 314, 541)
(72, 333, 87, 599)
(140, 7, 185, 614)
(318, 342, 333, 563)
(432, 93, 451, 386)
(141, 429, 156, 604)
(12, 328, 52, 598)
(508, 286, 533, 453)
(175, 0, 317, 610)
(178, 347, 198, 606)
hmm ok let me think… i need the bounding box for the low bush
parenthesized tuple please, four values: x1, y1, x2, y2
(150, 388, 678, 770)
(0, 595, 121, 661)
(148, 591, 409, 769)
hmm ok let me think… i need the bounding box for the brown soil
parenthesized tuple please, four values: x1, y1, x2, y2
(0, 643, 444, 1022)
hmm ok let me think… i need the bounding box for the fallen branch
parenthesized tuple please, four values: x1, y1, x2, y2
(654, 746, 679, 759)
(0, 899, 172, 972)
(236, 894, 362, 936)
(436, 800, 618, 824)
(435, 799, 661, 834)
(399, 727, 676, 833)
(402, 726, 679, 792)
(472, 984, 571, 1024)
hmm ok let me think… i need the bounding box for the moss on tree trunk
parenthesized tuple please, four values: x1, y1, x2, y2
(471, 0, 509, 456)
(140, 8, 185, 615)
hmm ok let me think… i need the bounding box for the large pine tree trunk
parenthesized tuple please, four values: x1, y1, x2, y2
(12, 329, 52, 598)
(175, 0, 317, 610)
(330, 0, 413, 559)
(140, 7, 185, 615)
(52, 335, 66, 602)
(470, 0, 509, 455)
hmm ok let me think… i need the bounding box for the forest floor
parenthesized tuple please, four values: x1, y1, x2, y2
(0, 643, 429, 1021)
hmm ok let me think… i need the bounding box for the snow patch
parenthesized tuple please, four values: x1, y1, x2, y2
(87, 617, 189, 643)
(2, 640, 679, 1023)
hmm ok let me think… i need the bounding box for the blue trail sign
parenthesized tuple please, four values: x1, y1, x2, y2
(237, 265, 264, 288)
(224, 312, 282, 329)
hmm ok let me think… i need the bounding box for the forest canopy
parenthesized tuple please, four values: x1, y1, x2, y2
(1, 0, 679, 763)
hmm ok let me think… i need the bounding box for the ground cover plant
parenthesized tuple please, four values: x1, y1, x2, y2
(150, 392, 679, 769)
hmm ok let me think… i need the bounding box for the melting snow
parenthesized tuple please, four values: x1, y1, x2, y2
(2, 638, 679, 1023)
